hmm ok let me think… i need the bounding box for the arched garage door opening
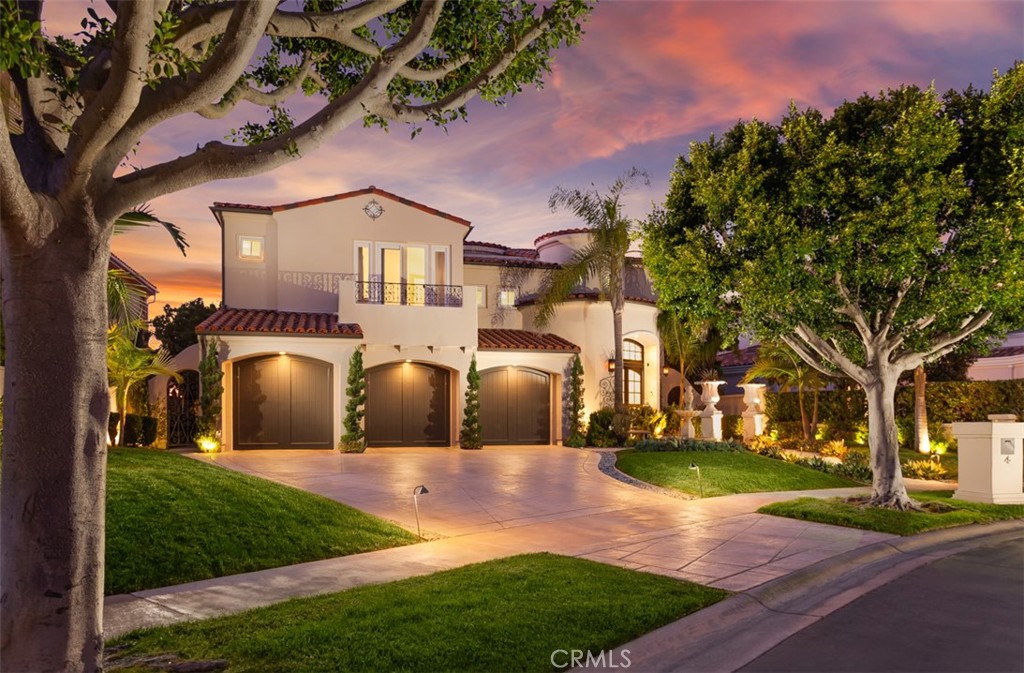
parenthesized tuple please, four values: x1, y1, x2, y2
(234, 354, 333, 449)
(480, 367, 551, 445)
(365, 362, 451, 447)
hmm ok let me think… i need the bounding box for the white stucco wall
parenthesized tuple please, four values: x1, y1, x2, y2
(221, 193, 470, 313)
(518, 299, 662, 418)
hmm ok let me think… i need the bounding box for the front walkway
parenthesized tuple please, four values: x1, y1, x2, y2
(106, 446, 906, 637)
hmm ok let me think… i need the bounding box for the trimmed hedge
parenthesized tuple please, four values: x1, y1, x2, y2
(766, 380, 1022, 433)
(108, 413, 159, 447)
(633, 437, 745, 453)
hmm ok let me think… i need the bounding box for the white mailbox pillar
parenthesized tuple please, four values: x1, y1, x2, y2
(952, 414, 1024, 505)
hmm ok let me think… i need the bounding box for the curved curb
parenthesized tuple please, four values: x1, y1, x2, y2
(594, 450, 696, 501)
(600, 519, 1024, 672)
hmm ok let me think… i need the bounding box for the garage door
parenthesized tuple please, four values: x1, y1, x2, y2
(480, 367, 551, 445)
(365, 362, 451, 447)
(234, 355, 332, 449)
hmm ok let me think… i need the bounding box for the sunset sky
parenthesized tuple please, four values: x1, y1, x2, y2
(45, 1, 1024, 309)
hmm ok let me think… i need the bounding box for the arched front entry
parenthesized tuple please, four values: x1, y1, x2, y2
(480, 367, 551, 445)
(233, 354, 333, 449)
(365, 362, 451, 447)
(167, 369, 199, 447)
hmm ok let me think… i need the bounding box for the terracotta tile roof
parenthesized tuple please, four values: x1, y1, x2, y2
(516, 289, 657, 306)
(211, 186, 470, 226)
(534, 228, 593, 246)
(478, 328, 579, 353)
(196, 308, 362, 337)
(465, 240, 510, 250)
(717, 345, 760, 368)
(109, 253, 158, 295)
(985, 345, 1024, 358)
(463, 256, 559, 269)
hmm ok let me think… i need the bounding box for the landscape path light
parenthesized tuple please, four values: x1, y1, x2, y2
(689, 462, 703, 498)
(413, 484, 430, 538)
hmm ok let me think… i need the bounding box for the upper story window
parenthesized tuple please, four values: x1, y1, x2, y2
(476, 286, 488, 308)
(238, 235, 264, 261)
(497, 288, 517, 308)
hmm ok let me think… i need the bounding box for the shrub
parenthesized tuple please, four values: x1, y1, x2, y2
(662, 406, 681, 436)
(341, 350, 367, 452)
(564, 355, 586, 446)
(586, 408, 618, 448)
(818, 439, 848, 460)
(722, 414, 742, 440)
(110, 413, 158, 447)
(902, 459, 948, 480)
(633, 438, 744, 453)
(629, 404, 667, 437)
(459, 356, 482, 450)
(767, 419, 804, 441)
(197, 340, 224, 437)
(747, 435, 779, 455)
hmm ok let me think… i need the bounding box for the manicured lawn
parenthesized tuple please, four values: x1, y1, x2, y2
(616, 450, 857, 497)
(108, 553, 728, 673)
(106, 448, 417, 595)
(758, 491, 1024, 536)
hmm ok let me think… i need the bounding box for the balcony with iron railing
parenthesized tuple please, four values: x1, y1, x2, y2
(355, 281, 463, 307)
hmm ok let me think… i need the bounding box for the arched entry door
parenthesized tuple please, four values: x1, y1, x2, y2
(480, 367, 551, 445)
(167, 370, 199, 446)
(233, 354, 333, 449)
(365, 362, 450, 447)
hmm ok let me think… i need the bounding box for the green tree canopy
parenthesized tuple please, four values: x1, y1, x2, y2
(153, 298, 219, 357)
(645, 65, 1024, 508)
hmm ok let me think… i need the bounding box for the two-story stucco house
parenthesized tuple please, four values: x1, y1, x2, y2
(181, 186, 666, 450)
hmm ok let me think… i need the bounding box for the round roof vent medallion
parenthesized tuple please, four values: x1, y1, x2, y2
(363, 199, 385, 220)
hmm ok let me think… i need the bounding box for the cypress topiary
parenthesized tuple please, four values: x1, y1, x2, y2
(341, 349, 367, 452)
(196, 339, 223, 437)
(460, 355, 482, 449)
(565, 354, 586, 447)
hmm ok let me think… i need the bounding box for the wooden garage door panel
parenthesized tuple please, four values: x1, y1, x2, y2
(480, 369, 510, 445)
(289, 358, 332, 447)
(514, 369, 550, 444)
(235, 355, 332, 449)
(236, 356, 284, 447)
(366, 363, 450, 447)
(480, 367, 550, 445)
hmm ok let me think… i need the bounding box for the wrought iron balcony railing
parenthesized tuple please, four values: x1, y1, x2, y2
(355, 281, 463, 307)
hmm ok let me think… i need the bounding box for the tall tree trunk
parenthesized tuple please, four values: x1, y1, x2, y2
(1, 208, 109, 672)
(864, 372, 913, 509)
(811, 390, 820, 441)
(797, 385, 809, 441)
(914, 365, 930, 454)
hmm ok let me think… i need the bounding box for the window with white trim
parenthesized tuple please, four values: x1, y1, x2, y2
(476, 286, 488, 308)
(238, 236, 264, 260)
(497, 288, 517, 308)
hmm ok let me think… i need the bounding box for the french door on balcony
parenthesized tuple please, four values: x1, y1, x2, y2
(357, 241, 452, 306)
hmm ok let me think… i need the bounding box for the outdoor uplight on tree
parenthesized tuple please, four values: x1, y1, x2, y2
(0, 1, 592, 670)
(644, 65, 1024, 512)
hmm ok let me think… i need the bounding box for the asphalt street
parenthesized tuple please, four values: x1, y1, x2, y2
(740, 536, 1024, 673)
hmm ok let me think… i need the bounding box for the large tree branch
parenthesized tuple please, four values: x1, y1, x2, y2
(877, 277, 914, 344)
(779, 334, 839, 380)
(101, 0, 448, 218)
(0, 105, 37, 231)
(833, 271, 874, 345)
(894, 310, 993, 371)
(172, 0, 408, 53)
(97, 1, 275, 177)
(791, 322, 869, 384)
(63, 1, 157, 196)
(375, 17, 550, 124)
(197, 53, 317, 120)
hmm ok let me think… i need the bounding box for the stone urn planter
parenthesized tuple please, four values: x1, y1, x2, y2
(698, 380, 726, 441)
(739, 382, 768, 442)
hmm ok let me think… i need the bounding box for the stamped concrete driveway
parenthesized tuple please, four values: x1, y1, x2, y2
(194, 446, 892, 590)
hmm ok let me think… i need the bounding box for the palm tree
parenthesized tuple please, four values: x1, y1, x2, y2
(534, 168, 648, 428)
(743, 342, 828, 441)
(107, 323, 180, 446)
(657, 310, 723, 409)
